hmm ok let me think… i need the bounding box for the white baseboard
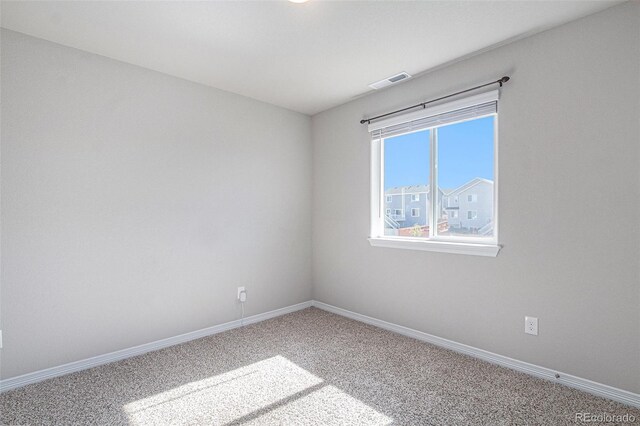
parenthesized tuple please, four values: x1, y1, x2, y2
(311, 300, 640, 409)
(0, 301, 312, 393)
(2, 299, 638, 410)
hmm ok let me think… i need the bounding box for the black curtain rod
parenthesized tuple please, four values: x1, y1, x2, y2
(360, 76, 510, 125)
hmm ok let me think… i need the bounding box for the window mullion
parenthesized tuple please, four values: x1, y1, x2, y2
(378, 137, 385, 236)
(429, 129, 437, 239)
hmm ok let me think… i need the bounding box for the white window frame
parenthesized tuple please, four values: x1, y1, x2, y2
(467, 210, 478, 220)
(393, 209, 403, 217)
(449, 210, 458, 219)
(368, 90, 500, 257)
(411, 208, 420, 217)
(410, 194, 419, 202)
(386, 195, 393, 203)
(467, 194, 477, 202)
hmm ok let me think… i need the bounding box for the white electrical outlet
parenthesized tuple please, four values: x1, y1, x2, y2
(237, 287, 246, 302)
(525, 316, 538, 335)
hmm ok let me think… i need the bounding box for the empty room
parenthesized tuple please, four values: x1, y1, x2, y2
(0, 0, 639, 424)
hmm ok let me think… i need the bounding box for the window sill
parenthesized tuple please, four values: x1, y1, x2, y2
(368, 237, 501, 257)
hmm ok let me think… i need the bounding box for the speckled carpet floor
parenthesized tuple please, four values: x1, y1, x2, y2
(1, 307, 638, 425)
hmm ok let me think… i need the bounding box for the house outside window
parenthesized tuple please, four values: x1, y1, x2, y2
(411, 194, 419, 202)
(386, 195, 393, 203)
(411, 208, 420, 217)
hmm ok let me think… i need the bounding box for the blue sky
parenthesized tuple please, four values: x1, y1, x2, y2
(384, 116, 494, 190)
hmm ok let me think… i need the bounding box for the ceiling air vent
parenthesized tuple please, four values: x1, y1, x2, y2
(369, 72, 412, 90)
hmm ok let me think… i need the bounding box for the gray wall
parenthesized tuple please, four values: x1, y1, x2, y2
(312, 2, 640, 394)
(0, 29, 312, 379)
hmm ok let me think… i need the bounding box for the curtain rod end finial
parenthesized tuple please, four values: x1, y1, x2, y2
(501, 76, 510, 83)
(360, 119, 369, 125)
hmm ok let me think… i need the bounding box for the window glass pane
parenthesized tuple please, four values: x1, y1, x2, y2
(436, 116, 494, 239)
(383, 129, 430, 238)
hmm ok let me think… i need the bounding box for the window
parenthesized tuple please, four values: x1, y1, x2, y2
(368, 90, 500, 256)
(386, 208, 391, 215)
(386, 195, 393, 203)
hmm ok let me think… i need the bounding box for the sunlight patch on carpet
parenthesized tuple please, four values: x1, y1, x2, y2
(242, 384, 393, 425)
(124, 356, 322, 425)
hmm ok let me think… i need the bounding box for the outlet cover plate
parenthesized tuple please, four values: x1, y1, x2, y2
(525, 316, 538, 335)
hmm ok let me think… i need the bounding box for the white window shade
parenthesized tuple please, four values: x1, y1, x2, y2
(369, 89, 498, 139)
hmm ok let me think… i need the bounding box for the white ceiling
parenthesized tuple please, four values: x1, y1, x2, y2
(1, 1, 621, 115)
